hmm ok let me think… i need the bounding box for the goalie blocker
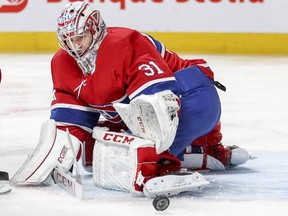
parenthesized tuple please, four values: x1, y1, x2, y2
(92, 127, 209, 198)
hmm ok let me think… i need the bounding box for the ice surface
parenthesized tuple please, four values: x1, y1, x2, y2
(1, 54, 288, 215)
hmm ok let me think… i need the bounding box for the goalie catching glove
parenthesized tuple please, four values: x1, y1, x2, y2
(113, 90, 180, 154)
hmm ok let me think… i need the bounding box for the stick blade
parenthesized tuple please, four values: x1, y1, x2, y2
(0, 182, 11, 194)
(53, 168, 83, 199)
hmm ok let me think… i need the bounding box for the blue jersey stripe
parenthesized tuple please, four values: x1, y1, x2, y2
(50, 107, 100, 130)
(134, 80, 181, 98)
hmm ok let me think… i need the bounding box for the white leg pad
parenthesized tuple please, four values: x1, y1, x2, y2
(92, 136, 132, 192)
(92, 127, 156, 195)
(11, 120, 81, 185)
(92, 127, 210, 198)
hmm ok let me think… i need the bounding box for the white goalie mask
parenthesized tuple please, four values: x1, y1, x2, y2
(57, 2, 107, 75)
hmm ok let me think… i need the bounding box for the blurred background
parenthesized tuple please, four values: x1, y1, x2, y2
(0, 0, 288, 55)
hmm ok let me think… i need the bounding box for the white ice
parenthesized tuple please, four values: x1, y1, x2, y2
(1, 54, 288, 216)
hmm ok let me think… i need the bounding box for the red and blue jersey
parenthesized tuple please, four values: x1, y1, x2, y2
(50, 27, 214, 142)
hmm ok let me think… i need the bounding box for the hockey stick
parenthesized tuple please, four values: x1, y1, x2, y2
(66, 129, 82, 185)
(53, 168, 82, 198)
(0, 171, 11, 194)
(53, 129, 83, 199)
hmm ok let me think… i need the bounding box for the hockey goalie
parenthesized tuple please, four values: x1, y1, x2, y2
(11, 1, 251, 198)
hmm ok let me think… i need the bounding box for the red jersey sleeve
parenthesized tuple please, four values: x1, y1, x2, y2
(163, 49, 214, 80)
(117, 30, 178, 98)
(50, 50, 100, 138)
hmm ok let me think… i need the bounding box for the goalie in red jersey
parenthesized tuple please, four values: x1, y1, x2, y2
(11, 1, 250, 197)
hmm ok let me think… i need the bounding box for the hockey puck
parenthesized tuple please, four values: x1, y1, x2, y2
(152, 195, 170, 211)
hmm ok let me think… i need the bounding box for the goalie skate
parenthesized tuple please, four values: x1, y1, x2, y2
(143, 171, 209, 198)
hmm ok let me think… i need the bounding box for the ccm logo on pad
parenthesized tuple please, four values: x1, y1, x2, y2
(103, 133, 135, 144)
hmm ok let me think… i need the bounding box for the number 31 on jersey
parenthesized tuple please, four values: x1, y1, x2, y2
(138, 61, 164, 76)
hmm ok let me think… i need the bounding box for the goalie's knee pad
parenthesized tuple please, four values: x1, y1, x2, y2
(11, 120, 81, 185)
(92, 127, 181, 195)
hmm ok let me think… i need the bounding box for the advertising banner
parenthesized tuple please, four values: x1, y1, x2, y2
(0, 0, 287, 33)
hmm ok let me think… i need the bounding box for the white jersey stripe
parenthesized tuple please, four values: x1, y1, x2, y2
(129, 77, 176, 99)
